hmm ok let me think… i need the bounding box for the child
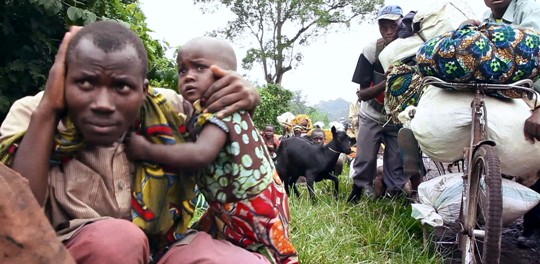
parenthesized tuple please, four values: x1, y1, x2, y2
(126, 36, 298, 264)
(261, 124, 281, 159)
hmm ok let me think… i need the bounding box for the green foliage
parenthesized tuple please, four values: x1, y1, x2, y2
(253, 84, 294, 134)
(0, 0, 175, 121)
(193, 0, 384, 84)
(288, 90, 330, 124)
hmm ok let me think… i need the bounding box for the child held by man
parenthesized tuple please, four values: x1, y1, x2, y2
(126, 36, 298, 264)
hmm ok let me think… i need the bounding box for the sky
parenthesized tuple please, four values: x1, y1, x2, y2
(139, 0, 488, 105)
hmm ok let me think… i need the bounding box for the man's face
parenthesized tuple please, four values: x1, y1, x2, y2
(378, 19, 400, 45)
(65, 38, 147, 146)
(484, 0, 512, 9)
(311, 131, 325, 145)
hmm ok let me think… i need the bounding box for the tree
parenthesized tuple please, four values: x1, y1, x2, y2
(193, 0, 383, 84)
(288, 90, 310, 115)
(253, 84, 294, 134)
(0, 0, 175, 121)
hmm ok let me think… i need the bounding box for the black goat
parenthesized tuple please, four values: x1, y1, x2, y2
(275, 126, 352, 200)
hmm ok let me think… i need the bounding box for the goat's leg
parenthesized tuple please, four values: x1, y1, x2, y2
(306, 175, 316, 201)
(325, 173, 340, 200)
(292, 182, 301, 197)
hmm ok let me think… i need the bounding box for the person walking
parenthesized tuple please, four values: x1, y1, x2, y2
(347, 5, 407, 203)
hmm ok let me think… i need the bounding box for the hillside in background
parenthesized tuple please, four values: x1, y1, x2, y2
(315, 98, 352, 122)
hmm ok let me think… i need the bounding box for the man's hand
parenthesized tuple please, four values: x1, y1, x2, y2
(459, 19, 481, 28)
(38, 26, 82, 115)
(202, 65, 260, 118)
(525, 108, 540, 142)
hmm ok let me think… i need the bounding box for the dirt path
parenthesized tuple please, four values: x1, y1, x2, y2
(430, 219, 540, 264)
(421, 160, 540, 263)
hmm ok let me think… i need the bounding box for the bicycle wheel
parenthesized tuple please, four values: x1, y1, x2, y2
(459, 145, 503, 264)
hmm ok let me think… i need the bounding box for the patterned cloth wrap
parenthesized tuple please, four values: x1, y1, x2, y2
(290, 114, 313, 133)
(0, 87, 196, 255)
(188, 100, 298, 264)
(416, 23, 540, 99)
(385, 62, 425, 124)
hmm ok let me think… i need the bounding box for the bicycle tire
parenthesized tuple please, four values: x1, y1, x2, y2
(459, 145, 503, 264)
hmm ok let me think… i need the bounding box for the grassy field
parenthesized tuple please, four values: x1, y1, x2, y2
(288, 175, 447, 264)
(192, 165, 452, 263)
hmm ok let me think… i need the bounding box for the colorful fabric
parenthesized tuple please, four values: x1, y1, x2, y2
(189, 101, 297, 264)
(290, 114, 313, 133)
(0, 131, 25, 165)
(189, 100, 275, 203)
(416, 23, 540, 99)
(130, 87, 195, 249)
(197, 179, 298, 264)
(0, 87, 196, 253)
(384, 62, 425, 124)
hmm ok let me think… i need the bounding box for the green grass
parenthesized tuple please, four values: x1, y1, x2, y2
(191, 164, 449, 263)
(288, 177, 445, 264)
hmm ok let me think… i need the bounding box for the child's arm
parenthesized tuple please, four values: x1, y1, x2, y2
(125, 124, 227, 170)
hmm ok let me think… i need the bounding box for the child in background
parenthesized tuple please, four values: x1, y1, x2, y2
(126, 36, 298, 264)
(261, 124, 281, 159)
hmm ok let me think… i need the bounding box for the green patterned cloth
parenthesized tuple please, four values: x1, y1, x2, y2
(416, 23, 540, 99)
(384, 62, 424, 124)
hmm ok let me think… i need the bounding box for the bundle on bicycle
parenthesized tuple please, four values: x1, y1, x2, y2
(380, 21, 540, 264)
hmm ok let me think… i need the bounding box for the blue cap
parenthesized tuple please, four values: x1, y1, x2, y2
(377, 5, 403, 21)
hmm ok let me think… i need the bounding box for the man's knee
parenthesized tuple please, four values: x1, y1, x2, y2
(159, 232, 270, 264)
(65, 219, 149, 263)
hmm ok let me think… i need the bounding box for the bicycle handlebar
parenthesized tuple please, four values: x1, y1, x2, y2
(422, 76, 539, 110)
(422, 76, 534, 92)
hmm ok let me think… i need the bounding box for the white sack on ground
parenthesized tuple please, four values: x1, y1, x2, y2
(411, 86, 540, 179)
(411, 203, 444, 227)
(416, 173, 540, 226)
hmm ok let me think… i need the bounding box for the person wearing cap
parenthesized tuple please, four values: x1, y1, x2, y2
(347, 5, 407, 203)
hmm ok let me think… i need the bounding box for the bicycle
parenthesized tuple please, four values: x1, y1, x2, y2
(422, 76, 537, 264)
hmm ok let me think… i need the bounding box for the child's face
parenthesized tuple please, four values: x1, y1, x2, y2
(263, 126, 275, 137)
(177, 47, 219, 103)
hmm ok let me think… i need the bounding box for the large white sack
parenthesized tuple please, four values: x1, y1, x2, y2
(411, 86, 540, 178)
(417, 173, 540, 226)
(380, 35, 425, 71)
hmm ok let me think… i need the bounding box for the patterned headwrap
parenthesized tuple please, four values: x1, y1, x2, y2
(0, 87, 196, 253)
